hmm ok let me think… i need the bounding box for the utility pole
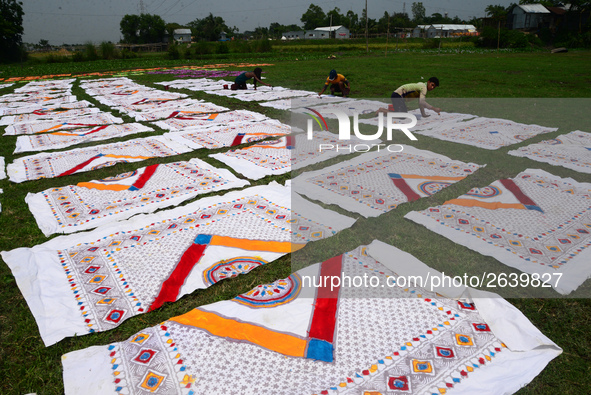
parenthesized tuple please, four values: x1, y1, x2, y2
(139, 0, 146, 14)
(365, 0, 369, 53)
(385, 13, 390, 57)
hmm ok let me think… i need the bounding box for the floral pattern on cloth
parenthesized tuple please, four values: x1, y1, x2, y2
(0, 107, 100, 125)
(164, 119, 292, 150)
(293, 146, 483, 217)
(508, 130, 591, 174)
(0, 99, 93, 116)
(153, 110, 268, 132)
(60, 242, 561, 395)
(2, 183, 355, 345)
(14, 123, 154, 153)
(26, 158, 250, 236)
(3, 112, 124, 136)
(406, 168, 591, 294)
(210, 131, 382, 180)
(6, 135, 192, 183)
(415, 117, 558, 150)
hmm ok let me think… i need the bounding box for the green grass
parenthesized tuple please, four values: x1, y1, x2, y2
(1, 50, 591, 394)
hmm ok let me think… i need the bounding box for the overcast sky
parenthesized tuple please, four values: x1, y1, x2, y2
(22, 0, 515, 45)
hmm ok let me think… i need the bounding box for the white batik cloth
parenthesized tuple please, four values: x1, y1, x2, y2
(153, 110, 268, 131)
(358, 109, 477, 131)
(260, 94, 350, 110)
(294, 146, 483, 217)
(13, 78, 75, 92)
(0, 156, 5, 180)
(60, 241, 561, 395)
(164, 119, 292, 150)
(508, 130, 591, 174)
(7, 135, 192, 183)
(126, 102, 230, 122)
(210, 131, 382, 180)
(416, 117, 558, 150)
(293, 99, 387, 118)
(206, 87, 315, 102)
(405, 168, 591, 294)
(0, 107, 100, 125)
(26, 158, 250, 236)
(0, 83, 14, 89)
(0, 94, 77, 109)
(1, 183, 355, 346)
(3, 112, 124, 136)
(155, 79, 235, 91)
(0, 100, 94, 116)
(14, 123, 155, 154)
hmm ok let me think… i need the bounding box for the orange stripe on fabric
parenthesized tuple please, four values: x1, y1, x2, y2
(36, 124, 63, 134)
(76, 182, 130, 191)
(209, 235, 304, 253)
(444, 198, 525, 210)
(169, 309, 307, 357)
(399, 174, 466, 181)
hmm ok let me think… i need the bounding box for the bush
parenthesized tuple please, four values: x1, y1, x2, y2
(119, 48, 137, 59)
(100, 41, 118, 60)
(422, 38, 439, 49)
(194, 41, 211, 56)
(216, 42, 229, 54)
(253, 39, 273, 53)
(229, 40, 251, 53)
(475, 27, 531, 49)
(84, 42, 99, 61)
(167, 44, 180, 59)
(72, 51, 85, 62)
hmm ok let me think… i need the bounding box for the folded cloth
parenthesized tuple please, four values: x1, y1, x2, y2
(26, 158, 250, 236)
(61, 240, 561, 395)
(2, 183, 355, 346)
(406, 168, 591, 294)
(508, 130, 591, 174)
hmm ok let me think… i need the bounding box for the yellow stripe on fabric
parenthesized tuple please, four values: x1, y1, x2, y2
(169, 309, 307, 357)
(76, 182, 130, 191)
(210, 235, 305, 253)
(444, 198, 525, 210)
(400, 174, 466, 181)
(50, 132, 78, 136)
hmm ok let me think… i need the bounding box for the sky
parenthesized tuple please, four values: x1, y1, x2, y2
(22, 0, 516, 45)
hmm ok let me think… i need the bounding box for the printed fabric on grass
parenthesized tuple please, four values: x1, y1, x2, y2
(13, 123, 154, 153)
(164, 119, 292, 150)
(153, 109, 268, 131)
(209, 131, 382, 180)
(508, 130, 591, 174)
(1, 183, 355, 346)
(405, 168, 591, 294)
(26, 158, 250, 236)
(3, 112, 124, 136)
(294, 145, 483, 217)
(415, 117, 558, 150)
(60, 241, 561, 395)
(6, 135, 192, 183)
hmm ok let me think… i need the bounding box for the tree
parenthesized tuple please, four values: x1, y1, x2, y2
(188, 14, 232, 41)
(326, 7, 344, 27)
(0, 0, 25, 63)
(485, 5, 508, 50)
(301, 3, 326, 30)
(411, 2, 426, 24)
(119, 14, 166, 44)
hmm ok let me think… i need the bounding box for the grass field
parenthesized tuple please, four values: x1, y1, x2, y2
(0, 49, 590, 394)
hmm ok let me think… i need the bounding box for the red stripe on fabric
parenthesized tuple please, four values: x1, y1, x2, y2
(500, 179, 537, 207)
(167, 111, 180, 118)
(81, 125, 109, 136)
(149, 243, 207, 312)
(131, 164, 159, 190)
(391, 177, 421, 202)
(306, 107, 329, 131)
(307, 255, 343, 343)
(231, 134, 245, 146)
(286, 135, 294, 148)
(57, 155, 103, 177)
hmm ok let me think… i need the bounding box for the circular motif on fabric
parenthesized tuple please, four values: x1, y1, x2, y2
(98, 170, 138, 182)
(203, 257, 267, 286)
(418, 181, 452, 196)
(91, 160, 129, 170)
(256, 139, 283, 146)
(233, 274, 302, 308)
(465, 186, 501, 198)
